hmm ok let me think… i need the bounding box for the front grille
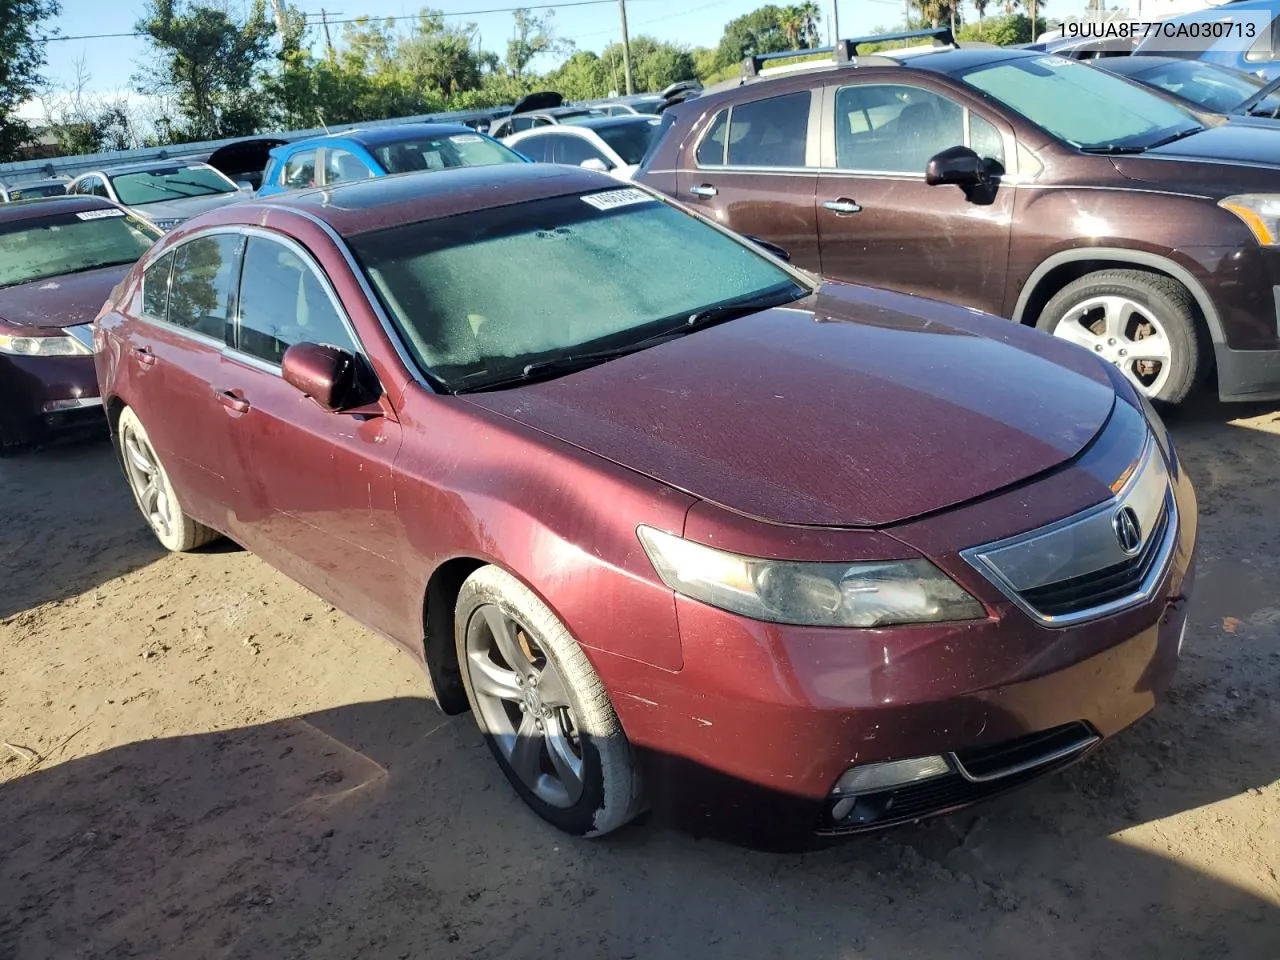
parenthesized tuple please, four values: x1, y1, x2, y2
(817, 723, 1099, 836)
(1019, 498, 1172, 618)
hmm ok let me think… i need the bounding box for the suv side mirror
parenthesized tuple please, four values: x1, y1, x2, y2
(282, 342, 362, 411)
(744, 235, 791, 262)
(580, 157, 611, 172)
(926, 146, 987, 187)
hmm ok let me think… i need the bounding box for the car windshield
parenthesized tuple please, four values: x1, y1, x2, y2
(350, 188, 807, 391)
(0, 208, 158, 288)
(596, 120, 662, 165)
(1125, 60, 1274, 114)
(558, 112, 605, 125)
(961, 55, 1203, 151)
(109, 165, 236, 205)
(372, 133, 526, 174)
(11, 182, 67, 200)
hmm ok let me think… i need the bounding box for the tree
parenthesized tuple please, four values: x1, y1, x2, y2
(973, 0, 989, 35)
(545, 51, 609, 101)
(0, 0, 61, 161)
(598, 37, 696, 94)
(505, 8, 571, 82)
(134, 0, 276, 142)
(715, 5, 789, 70)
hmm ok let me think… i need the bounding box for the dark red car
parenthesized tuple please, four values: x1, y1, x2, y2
(94, 166, 1197, 848)
(0, 196, 160, 453)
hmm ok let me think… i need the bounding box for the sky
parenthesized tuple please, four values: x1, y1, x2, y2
(26, 0, 1096, 107)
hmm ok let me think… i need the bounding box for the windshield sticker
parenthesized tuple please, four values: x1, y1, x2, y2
(581, 188, 654, 211)
(75, 208, 126, 220)
(450, 134, 484, 143)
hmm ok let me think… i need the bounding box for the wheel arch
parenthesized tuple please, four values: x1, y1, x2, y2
(1011, 248, 1226, 345)
(421, 556, 488, 716)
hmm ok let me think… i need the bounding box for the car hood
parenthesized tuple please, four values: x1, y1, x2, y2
(0, 263, 132, 329)
(1140, 122, 1280, 165)
(129, 191, 243, 224)
(463, 283, 1118, 528)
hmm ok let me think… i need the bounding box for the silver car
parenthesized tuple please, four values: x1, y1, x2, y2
(66, 160, 248, 231)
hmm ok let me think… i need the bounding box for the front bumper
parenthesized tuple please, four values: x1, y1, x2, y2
(0, 353, 103, 444)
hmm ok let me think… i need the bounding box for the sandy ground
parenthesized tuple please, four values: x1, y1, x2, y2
(1, 398, 1278, 960)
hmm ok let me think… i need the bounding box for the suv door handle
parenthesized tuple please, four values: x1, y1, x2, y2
(131, 346, 156, 367)
(213, 388, 250, 414)
(823, 198, 862, 215)
(689, 184, 718, 198)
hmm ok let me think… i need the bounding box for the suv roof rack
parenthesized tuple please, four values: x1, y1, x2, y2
(740, 26, 955, 77)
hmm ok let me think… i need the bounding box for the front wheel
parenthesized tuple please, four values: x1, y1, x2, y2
(1036, 269, 1206, 405)
(116, 406, 220, 552)
(455, 565, 646, 837)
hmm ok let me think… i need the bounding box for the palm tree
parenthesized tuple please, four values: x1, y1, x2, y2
(974, 0, 989, 36)
(780, 6, 804, 48)
(797, 0, 821, 46)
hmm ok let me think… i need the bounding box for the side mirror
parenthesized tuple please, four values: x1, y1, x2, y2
(745, 235, 791, 262)
(925, 145, 987, 187)
(282, 342, 360, 412)
(236, 180, 254, 192)
(579, 157, 611, 173)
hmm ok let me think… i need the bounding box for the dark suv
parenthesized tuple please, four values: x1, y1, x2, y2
(635, 31, 1280, 404)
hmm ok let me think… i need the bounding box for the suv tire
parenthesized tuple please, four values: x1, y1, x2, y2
(1036, 269, 1205, 405)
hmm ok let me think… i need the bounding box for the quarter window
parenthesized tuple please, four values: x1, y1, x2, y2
(167, 234, 242, 341)
(235, 237, 356, 365)
(282, 151, 317, 189)
(142, 252, 174, 320)
(725, 92, 812, 168)
(833, 84, 1004, 173)
(695, 110, 729, 165)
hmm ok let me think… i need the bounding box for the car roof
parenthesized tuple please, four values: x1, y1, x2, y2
(0, 195, 118, 225)
(86, 159, 217, 176)
(287, 122, 479, 153)
(522, 115, 657, 133)
(254, 163, 619, 238)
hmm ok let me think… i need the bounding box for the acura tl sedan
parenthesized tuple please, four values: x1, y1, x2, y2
(94, 165, 1197, 848)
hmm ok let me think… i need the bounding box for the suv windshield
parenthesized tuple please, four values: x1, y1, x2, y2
(373, 133, 526, 174)
(350, 189, 807, 391)
(109, 165, 237, 205)
(596, 120, 662, 165)
(962, 55, 1202, 151)
(0, 208, 159, 288)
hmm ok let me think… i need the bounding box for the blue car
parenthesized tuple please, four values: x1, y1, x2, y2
(1133, 0, 1280, 81)
(256, 122, 528, 197)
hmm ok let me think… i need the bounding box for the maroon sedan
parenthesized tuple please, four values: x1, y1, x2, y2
(0, 196, 160, 453)
(94, 165, 1196, 848)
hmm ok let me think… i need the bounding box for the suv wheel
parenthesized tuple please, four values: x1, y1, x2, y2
(455, 564, 646, 837)
(1036, 269, 1205, 404)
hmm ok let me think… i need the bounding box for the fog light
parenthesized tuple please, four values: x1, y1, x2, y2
(831, 755, 952, 798)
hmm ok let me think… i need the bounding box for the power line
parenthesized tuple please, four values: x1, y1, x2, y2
(37, 0, 665, 43)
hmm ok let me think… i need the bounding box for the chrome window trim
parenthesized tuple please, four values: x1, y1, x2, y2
(692, 89, 820, 171)
(960, 436, 1179, 628)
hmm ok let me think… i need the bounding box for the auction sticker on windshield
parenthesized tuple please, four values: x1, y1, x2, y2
(75, 209, 125, 220)
(581, 188, 654, 211)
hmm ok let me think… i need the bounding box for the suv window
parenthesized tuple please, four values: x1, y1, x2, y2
(168, 234, 242, 341)
(325, 148, 374, 184)
(725, 92, 811, 168)
(142, 252, 174, 320)
(834, 84, 1004, 173)
(282, 151, 317, 189)
(235, 237, 356, 365)
(556, 136, 609, 167)
(696, 110, 729, 165)
(514, 135, 553, 163)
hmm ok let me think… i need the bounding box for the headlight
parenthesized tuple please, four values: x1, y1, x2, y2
(637, 525, 985, 628)
(0, 332, 93, 356)
(1219, 194, 1280, 245)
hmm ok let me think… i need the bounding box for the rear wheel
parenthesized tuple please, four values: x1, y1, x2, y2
(455, 565, 646, 837)
(1036, 269, 1205, 404)
(116, 406, 219, 552)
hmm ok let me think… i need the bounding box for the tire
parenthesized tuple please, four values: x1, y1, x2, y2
(455, 564, 646, 837)
(1036, 269, 1206, 405)
(116, 406, 220, 552)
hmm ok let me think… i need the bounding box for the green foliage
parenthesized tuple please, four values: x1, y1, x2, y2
(715, 5, 790, 70)
(506, 8, 571, 81)
(0, 0, 61, 161)
(134, 0, 275, 141)
(957, 12, 1046, 44)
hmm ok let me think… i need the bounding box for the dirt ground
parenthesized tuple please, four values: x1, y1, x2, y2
(1, 398, 1278, 960)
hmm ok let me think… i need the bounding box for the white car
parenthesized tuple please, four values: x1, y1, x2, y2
(66, 160, 249, 231)
(503, 116, 663, 182)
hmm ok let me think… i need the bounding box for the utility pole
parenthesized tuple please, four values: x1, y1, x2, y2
(618, 0, 634, 95)
(321, 8, 335, 58)
(831, 0, 839, 44)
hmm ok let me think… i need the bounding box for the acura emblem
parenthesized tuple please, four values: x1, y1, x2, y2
(1113, 506, 1143, 555)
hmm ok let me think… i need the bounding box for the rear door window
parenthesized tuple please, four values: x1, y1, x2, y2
(324, 148, 374, 184)
(554, 136, 610, 167)
(514, 135, 553, 163)
(725, 92, 812, 168)
(167, 234, 243, 341)
(282, 150, 317, 189)
(695, 110, 729, 165)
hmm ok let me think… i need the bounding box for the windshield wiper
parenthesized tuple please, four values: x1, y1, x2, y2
(1237, 76, 1280, 116)
(1144, 126, 1206, 149)
(649, 283, 808, 339)
(1079, 144, 1148, 155)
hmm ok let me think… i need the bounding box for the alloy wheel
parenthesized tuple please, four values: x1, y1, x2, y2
(464, 604, 585, 808)
(120, 426, 173, 539)
(1051, 294, 1172, 397)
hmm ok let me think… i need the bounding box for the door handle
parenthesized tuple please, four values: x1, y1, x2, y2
(213, 388, 250, 414)
(131, 346, 156, 367)
(823, 198, 862, 215)
(689, 184, 718, 198)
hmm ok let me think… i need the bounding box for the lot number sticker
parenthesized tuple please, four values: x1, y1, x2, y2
(581, 188, 654, 211)
(75, 208, 126, 220)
